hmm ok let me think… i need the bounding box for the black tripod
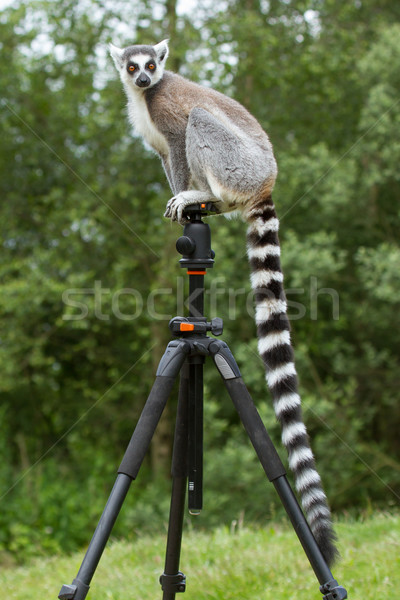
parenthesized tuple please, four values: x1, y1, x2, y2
(58, 204, 347, 600)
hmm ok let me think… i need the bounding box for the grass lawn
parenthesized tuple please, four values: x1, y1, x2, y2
(2, 512, 399, 599)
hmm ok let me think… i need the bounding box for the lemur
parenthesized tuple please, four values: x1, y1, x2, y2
(110, 39, 338, 566)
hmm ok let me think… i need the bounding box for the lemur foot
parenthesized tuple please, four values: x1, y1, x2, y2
(164, 191, 216, 223)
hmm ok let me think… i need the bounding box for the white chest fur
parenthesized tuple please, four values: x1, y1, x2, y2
(126, 90, 169, 157)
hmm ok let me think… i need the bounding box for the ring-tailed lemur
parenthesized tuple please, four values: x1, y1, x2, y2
(110, 39, 338, 566)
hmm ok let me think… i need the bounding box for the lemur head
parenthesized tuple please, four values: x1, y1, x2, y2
(109, 39, 169, 91)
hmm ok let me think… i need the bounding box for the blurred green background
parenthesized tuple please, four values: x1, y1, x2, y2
(0, 0, 399, 563)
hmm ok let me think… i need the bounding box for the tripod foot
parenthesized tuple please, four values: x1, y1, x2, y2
(58, 578, 90, 600)
(320, 579, 347, 600)
(58, 584, 77, 600)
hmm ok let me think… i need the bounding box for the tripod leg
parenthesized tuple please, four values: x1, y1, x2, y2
(187, 358, 204, 514)
(160, 362, 189, 599)
(58, 340, 189, 600)
(209, 340, 347, 600)
(118, 340, 190, 479)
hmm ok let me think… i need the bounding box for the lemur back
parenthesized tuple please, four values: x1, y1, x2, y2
(110, 39, 338, 566)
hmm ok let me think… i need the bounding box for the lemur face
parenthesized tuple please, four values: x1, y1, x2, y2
(125, 52, 158, 89)
(109, 40, 169, 91)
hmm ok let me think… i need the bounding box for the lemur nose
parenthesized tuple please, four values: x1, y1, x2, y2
(136, 74, 151, 88)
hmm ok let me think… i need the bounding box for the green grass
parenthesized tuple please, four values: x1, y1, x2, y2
(2, 512, 399, 599)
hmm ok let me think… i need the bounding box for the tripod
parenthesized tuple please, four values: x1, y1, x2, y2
(58, 204, 347, 600)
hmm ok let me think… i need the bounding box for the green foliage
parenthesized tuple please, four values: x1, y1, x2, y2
(0, 0, 399, 564)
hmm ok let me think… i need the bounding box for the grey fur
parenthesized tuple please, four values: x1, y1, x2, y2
(110, 39, 338, 566)
(186, 107, 272, 194)
(123, 45, 157, 61)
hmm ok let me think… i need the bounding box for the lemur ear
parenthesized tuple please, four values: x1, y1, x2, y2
(109, 43, 124, 69)
(154, 39, 169, 63)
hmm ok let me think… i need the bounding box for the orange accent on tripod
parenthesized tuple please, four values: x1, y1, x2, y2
(179, 323, 195, 332)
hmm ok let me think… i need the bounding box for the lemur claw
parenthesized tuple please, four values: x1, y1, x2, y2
(164, 195, 190, 224)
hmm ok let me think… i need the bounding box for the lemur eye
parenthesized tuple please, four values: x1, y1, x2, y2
(128, 65, 136, 72)
(148, 63, 156, 70)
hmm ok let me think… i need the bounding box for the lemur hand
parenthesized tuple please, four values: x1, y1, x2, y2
(164, 194, 191, 224)
(164, 191, 216, 224)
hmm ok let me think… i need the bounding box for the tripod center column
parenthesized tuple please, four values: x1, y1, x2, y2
(175, 208, 216, 515)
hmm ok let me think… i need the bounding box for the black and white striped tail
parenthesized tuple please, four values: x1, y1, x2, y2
(246, 196, 338, 567)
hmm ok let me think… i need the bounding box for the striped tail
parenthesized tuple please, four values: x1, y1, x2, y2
(245, 195, 338, 567)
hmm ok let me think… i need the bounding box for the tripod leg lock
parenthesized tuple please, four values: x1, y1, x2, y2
(320, 579, 348, 600)
(209, 340, 241, 380)
(159, 571, 186, 593)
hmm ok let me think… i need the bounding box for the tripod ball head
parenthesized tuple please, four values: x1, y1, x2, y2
(176, 211, 215, 270)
